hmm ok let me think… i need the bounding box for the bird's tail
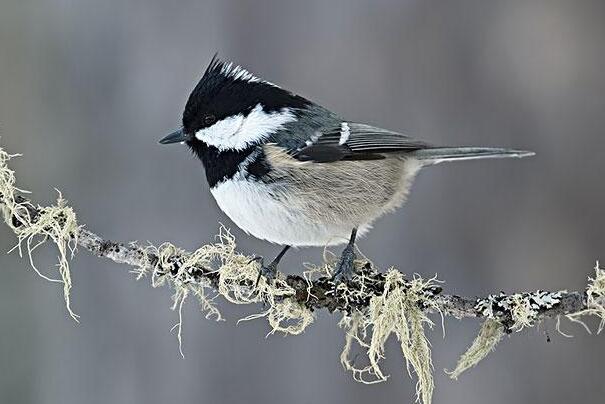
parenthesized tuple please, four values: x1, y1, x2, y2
(411, 147, 534, 165)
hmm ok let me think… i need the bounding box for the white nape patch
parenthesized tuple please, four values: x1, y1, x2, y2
(339, 122, 350, 145)
(195, 104, 296, 151)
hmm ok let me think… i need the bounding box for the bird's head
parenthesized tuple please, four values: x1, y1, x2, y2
(159, 56, 310, 152)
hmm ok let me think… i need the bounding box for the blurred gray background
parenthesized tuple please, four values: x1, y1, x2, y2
(1, 1, 604, 403)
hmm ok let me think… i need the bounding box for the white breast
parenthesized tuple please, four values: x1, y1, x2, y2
(210, 179, 360, 246)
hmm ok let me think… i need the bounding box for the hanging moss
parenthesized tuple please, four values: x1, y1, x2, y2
(339, 270, 440, 404)
(446, 319, 504, 380)
(567, 262, 605, 334)
(0, 147, 79, 320)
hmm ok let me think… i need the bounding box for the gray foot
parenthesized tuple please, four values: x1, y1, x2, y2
(332, 243, 357, 284)
(251, 245, 291, 287)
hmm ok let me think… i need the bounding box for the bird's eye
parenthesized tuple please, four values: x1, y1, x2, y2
(204, 114, 216, 125)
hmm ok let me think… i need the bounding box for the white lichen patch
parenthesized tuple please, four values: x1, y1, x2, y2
(339, 270, 439, 404)
(0, 146, 80, 320)
(475, 290, 563, 332)
(445, 289, 564, 379)
(567, 261, 605, 334)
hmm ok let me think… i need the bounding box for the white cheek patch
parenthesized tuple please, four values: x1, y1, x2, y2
(195, 114, 245, 146)
(195, 104, 296, 151)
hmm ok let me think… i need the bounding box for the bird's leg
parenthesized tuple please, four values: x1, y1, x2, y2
(332, 228, 358, 283)
(253, 245, 291, 285)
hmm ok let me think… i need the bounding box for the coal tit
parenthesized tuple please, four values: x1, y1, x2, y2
(159, 56, 534, 281)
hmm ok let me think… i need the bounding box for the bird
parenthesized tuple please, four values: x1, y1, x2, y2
(159, 56, 534, 283)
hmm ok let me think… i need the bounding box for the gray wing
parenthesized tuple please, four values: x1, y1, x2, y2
(292, 122, 433, 163)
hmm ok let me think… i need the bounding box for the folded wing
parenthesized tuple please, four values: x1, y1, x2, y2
(293, 122, 432, 162)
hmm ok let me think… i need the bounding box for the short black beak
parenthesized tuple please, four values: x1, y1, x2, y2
(159, 129, 190, 145)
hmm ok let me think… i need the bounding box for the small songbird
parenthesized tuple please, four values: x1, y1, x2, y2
(159, 56, 534, 282)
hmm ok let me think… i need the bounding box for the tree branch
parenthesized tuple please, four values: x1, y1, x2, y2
(6, 193, 597, 332)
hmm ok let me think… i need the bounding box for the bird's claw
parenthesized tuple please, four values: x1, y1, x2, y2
(251, 256, 278, 287)
(331, 245, 357, 287)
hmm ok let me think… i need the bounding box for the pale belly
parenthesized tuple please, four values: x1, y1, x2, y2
(209, 155, 422, 247)
(210, 179, 367, 246)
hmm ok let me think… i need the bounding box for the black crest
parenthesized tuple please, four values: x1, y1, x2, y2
(182, 55, 311, 135)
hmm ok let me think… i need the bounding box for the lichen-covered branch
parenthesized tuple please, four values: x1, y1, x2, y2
(1, 144, 603, 404)
(7, 191, 595, 324)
